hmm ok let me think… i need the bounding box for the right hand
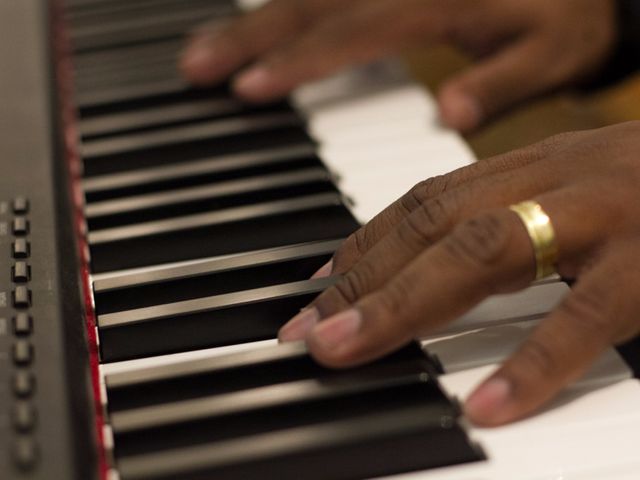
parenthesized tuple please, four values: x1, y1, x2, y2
(180, 0, 618, 132)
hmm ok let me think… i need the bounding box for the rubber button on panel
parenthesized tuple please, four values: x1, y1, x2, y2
(12, 261, 30, 282)
(12, 340, 33, 366)
(13, 313, 33, 335)
(13, 437, 38, 471)
(12, 197, 29, 214)
(12, 239, 30, 259)
(13, 371, 35, 398)
(12, 286, 31, 308)
(13, 402, 37, 432)
(12, 217, 29, 236)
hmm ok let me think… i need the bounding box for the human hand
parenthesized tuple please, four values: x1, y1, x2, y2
(278, 122, 640, 426)
(180, 0, 617, 131)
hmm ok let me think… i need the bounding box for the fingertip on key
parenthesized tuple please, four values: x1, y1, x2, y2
(308, 309, 362, 352)
(278, 307, 320, 343)
(464, 377, 512, 426)
(233, 66, 280, 101)
(311, 260, 333, 279)
(438, 89, 483, 133)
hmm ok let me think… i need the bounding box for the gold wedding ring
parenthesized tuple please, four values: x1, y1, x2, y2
(509, 201, 559, 280)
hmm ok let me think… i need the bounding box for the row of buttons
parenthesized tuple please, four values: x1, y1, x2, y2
(8, 197, 38, 471)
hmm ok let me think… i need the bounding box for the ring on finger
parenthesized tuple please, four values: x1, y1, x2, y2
(509, 200, 559, 280)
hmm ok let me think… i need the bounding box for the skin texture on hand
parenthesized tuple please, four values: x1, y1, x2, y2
(181, 0, 618, 131)
(277, 121, 640, 426)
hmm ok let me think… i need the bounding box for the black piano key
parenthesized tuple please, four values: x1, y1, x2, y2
(105, 342, 430, 411)
(80, 97, 247, 138)
(93, 239, 340, 314)
(82, 125, 313, 176)
(70, 2, 235, 53)
(115, 404, 482, 480)
(88, 197, 359, 273)
(86, 168, 332, 219)
(71, 0, 233, 26)
(82, 145, 319, 201)
(86, 172, 336, 230)
(112, 379, 452, 457)
(98, 277, 336, 330)
(81, 113, 302, 158)
(72, 38, 182, 74)
(76, 78, 192, 110)
(81, 100, 294, 140)
(76, 56, 180, 92)
(75, 65, 183, 98)
(98, 279, 335, 362)
(111, 372, 435, 435)
(78, 84, 229, 116)
(89, 193, 343, 245)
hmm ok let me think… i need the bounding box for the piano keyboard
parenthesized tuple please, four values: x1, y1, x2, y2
(1, 0, 639, 478)
(65, 0, 486, 478)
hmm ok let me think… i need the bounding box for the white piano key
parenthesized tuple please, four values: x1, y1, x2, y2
(293, 60, 413, 111)
(303, 85, 437, 141)
(382, 362, 640, 480)
(438, 282, 570, 335)
(425, 323, 631, 386)
(236, 0, 268, 10)
(322, 138, 475, 223)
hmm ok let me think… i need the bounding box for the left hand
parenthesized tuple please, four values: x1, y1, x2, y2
(180, 0, 617, 132)
(278, 122, 640, 426)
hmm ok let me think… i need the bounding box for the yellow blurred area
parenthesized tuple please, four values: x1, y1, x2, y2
(406, 47, 640, 159)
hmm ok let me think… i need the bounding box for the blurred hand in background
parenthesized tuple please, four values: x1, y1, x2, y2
(180, 0, 617, 132)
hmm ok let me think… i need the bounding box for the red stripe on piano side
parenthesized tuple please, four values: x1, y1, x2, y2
(51, 1, 109, 479)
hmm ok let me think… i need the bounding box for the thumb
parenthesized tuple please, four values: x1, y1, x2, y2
(438, 38, 557, 132)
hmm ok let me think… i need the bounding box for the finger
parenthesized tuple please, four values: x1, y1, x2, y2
(279, 133, 593, 343)
(326, 130, 589, 278)
(180, 0, 343, 85)
(438, 37, 561, 132)
(233, 0, 454, 101)
(280, 162, 563, 344)
(305, 209, 535, 367)
(465, 239, 640, 426)
(305, 184, 614, 368)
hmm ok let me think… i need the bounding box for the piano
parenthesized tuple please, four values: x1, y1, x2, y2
(1, 0, 639, 479)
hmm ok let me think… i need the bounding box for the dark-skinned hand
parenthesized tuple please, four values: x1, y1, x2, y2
(181, 0, 617, 131)
(278, 122, 640, 426)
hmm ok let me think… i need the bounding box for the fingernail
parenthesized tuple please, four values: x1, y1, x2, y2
(310, 309, 362, 351)
(278, 307, 320, 343)
(464, 377, 511, 424)
(439, 92, 482, 132)
(311, 260, 333, 279)
(181, 44, 214, 70)
(234, 67, 272, 96)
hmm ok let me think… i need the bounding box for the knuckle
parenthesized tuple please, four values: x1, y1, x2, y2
(401, 175, 452, 212)
(539, 131, 581, 153)
(398, 196, 455, 249)
(352, 226, 373, 257)
(443, 212, 511, 268)
(332, 262, 376, 306)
